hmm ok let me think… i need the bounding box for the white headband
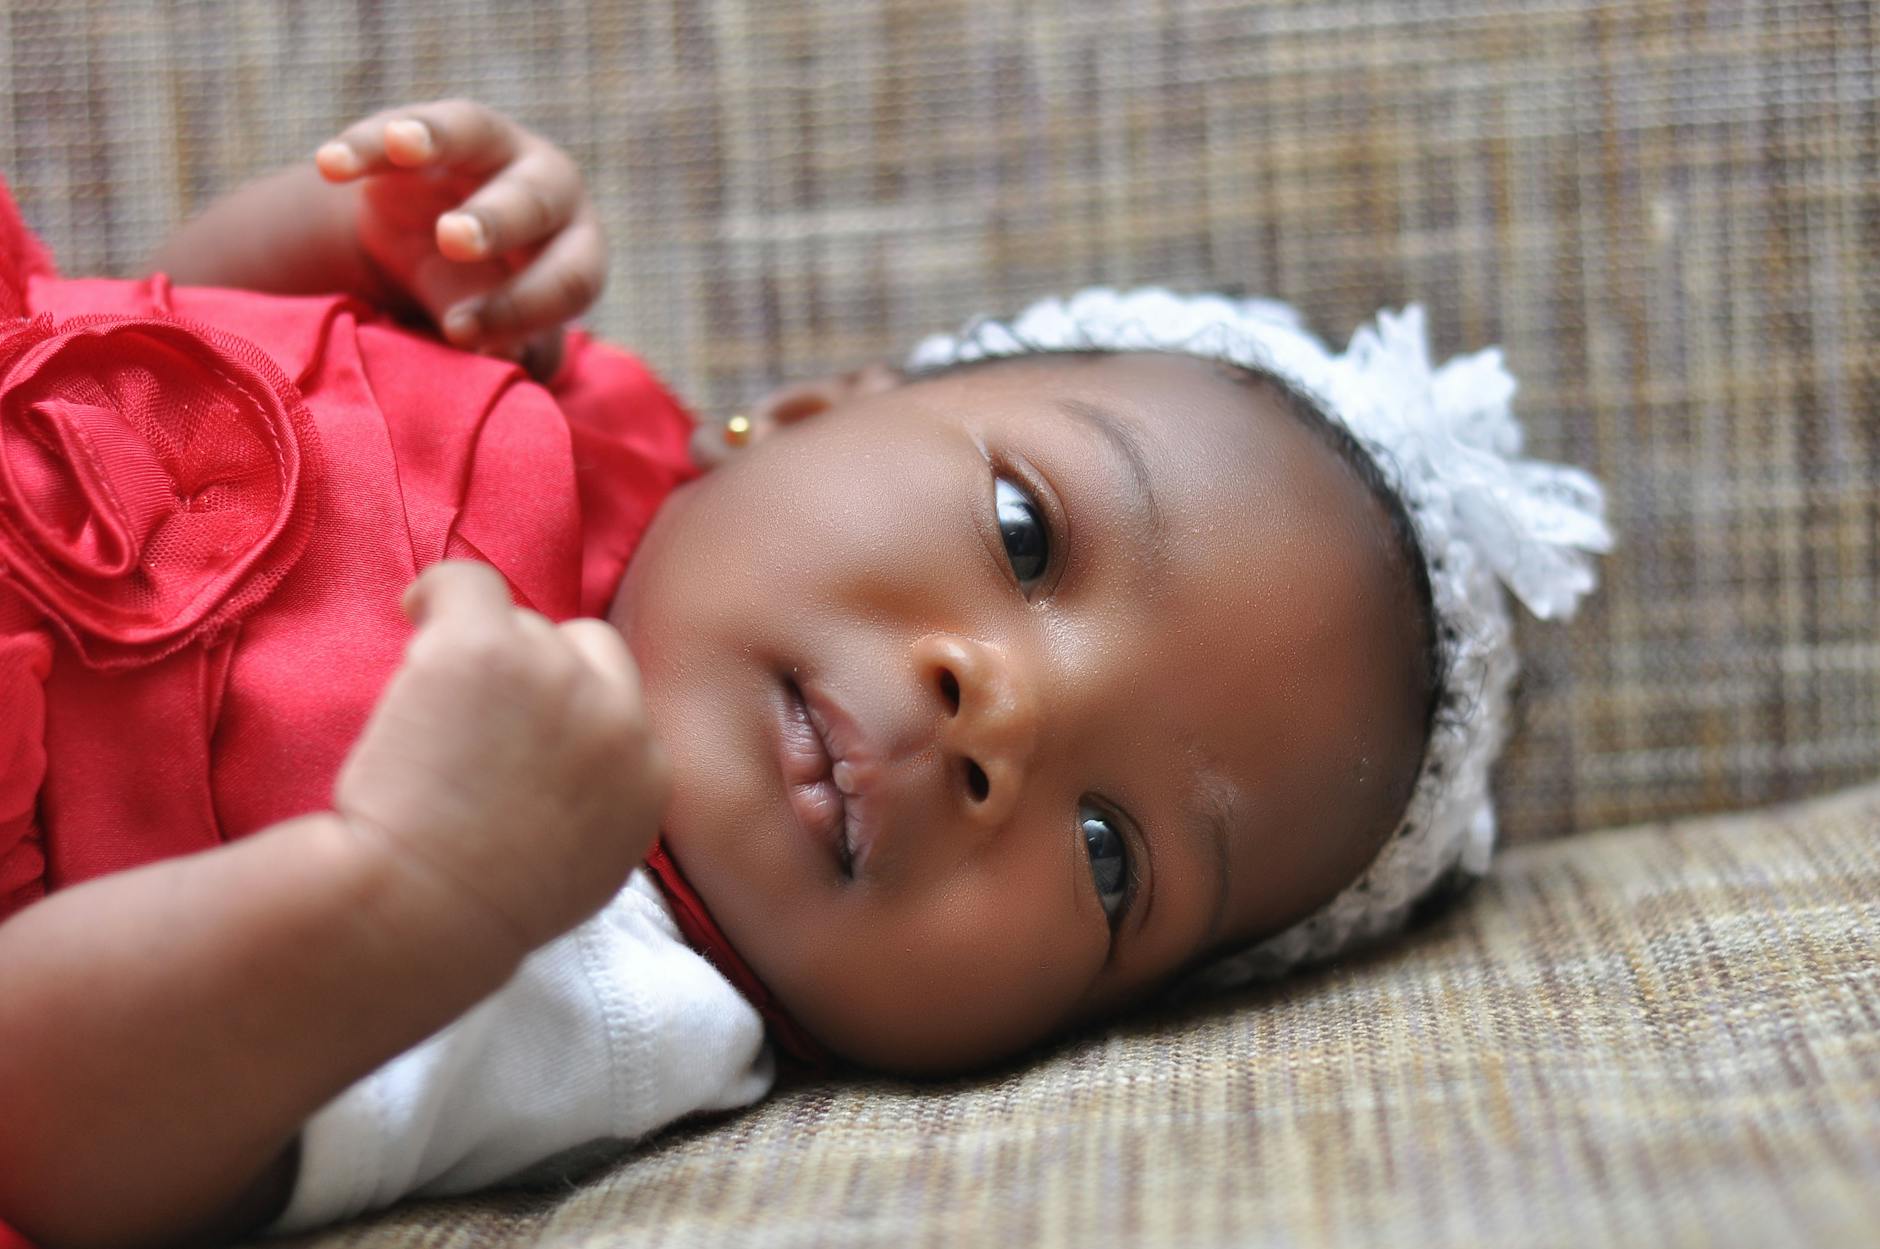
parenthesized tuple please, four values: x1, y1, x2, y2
(906, 288, 1612, 982)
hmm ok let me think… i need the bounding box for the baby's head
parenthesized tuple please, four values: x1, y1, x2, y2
(614, 290, 1609, 1073)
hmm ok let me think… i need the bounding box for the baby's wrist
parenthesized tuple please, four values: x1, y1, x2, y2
(317, 810, 534, 984)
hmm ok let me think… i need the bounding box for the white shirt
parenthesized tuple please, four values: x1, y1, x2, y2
(273, 871, 775, 1232)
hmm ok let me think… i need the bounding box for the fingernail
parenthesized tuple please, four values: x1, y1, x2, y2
(440, 211, 487, 257)
(443, 303, 481, 343)
(385, 118, 435, 161)
(315, 141, 360, 177)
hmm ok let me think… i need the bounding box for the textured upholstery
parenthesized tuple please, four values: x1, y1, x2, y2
(267, 781, 1880, 1248)
(3, 2, 1875, 1244)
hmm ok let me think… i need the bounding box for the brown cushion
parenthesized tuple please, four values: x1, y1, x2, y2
(265, 779, 1880, 1248)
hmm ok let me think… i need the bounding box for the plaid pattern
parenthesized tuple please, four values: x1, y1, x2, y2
(5, 8, 1877, 1243)
(2, 0, 1873, 844)
(265, 779, 1880, 1249)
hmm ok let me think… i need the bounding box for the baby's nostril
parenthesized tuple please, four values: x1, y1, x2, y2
(964, 759, 989, 802)
(938, 668, 961, 713)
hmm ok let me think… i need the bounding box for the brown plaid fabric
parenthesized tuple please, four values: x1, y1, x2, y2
(2, 0, 1873, 844)
(263, 779, 1880, 1249)
(6, 8, 1876, 1242)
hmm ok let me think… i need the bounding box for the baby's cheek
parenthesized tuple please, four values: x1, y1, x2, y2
(816, 861, 1105, 1071)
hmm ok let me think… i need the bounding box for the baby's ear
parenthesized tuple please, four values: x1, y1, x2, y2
(691, 362, 902, 469)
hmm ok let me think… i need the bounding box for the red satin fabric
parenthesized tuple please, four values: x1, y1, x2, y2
(0, 177, 696, 915)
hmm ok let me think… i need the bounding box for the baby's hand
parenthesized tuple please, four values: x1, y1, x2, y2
(334, 562, 666, 955)
(315, 99, 604, 371)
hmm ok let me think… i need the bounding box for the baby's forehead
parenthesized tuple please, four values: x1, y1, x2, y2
(989, 353, 1362, 509)
(925, 347, 1265, 407)
(986, 353, 1426, 898)
(921, 350, 1298, 464)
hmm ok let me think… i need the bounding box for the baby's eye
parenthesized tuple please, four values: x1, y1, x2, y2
(1080, 804, 1132, 928)
(995, 477, 1050, 587)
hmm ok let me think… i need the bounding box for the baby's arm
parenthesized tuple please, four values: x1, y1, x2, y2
(0, 563, 666, 1248)
(147, 99, 605, 368)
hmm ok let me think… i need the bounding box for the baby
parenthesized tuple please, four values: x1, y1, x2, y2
(0, 101, 1610, 1246)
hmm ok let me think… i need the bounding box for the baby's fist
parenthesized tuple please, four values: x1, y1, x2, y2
(335, 562, 666, 956)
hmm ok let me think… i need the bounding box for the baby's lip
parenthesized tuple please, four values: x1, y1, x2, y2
(776, 678, 849, 872)
(797, 681, 886, 875)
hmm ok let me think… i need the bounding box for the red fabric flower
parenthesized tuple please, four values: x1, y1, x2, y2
(0, 313, 320, 668)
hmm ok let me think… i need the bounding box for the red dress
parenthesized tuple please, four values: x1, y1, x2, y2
(0, 181, 697, 921)
(0, 182, 827, 1248)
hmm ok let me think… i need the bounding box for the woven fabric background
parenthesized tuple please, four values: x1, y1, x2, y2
(1, 0, 1875, 843)
(264, 779, 1880, 1249)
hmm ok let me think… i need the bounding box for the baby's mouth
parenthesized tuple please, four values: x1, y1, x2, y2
(778, 677, 858, 877)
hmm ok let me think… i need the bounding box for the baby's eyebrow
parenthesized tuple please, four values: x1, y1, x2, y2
(1054, 397, 1167, 574)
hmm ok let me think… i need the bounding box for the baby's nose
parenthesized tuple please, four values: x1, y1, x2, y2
(912, 632, 1040, 829)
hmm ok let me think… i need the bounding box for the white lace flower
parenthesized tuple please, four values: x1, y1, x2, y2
(908, 288, 1613, 981)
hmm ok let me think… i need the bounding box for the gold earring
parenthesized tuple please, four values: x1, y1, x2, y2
(723, 413, 752, 447)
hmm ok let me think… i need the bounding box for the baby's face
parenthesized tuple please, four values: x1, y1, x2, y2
(613, 352, 1426, 1072)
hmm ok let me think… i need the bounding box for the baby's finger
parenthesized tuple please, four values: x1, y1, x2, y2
(318, 99, 521, 182)
(443, 211, 606, 347)
(557, 619, 642, 703)
(435, 148, 582, 262)
(508, 606, 563, 649)
(317, 111, 429, 181)
(402, 560, 515, 629)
